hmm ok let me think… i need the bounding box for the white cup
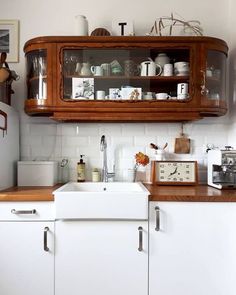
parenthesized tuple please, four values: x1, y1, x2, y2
(143, 91, 154, 100)
(163, 63, 173, 76)
(177, 83, 189, 99)
(91, 65, 103, 76)
(96, 90, 105, 100)
(156, 93, 170, 100)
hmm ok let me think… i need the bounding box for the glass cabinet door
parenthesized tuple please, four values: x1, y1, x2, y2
(61, 48, 191, 102)
(26, 50, 47, 100)
(204, 50, 227, 104)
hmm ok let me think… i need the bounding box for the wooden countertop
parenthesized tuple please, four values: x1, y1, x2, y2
(0, 184, 236, 202)
(144, 184, 236, 202)
(0, 185, 59, 201)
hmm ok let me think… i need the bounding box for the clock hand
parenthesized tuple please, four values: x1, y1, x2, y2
(169, 167, 178, 177)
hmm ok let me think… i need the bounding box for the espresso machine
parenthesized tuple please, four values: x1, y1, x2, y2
(208, 147, 236, 189)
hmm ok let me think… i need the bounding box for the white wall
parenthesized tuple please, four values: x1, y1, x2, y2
(0, 0, 233, 183)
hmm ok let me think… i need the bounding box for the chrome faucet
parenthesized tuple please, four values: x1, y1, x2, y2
(100, 135, 115, 182)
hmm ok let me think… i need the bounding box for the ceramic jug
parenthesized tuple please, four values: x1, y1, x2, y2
(80, 62, 92, 76)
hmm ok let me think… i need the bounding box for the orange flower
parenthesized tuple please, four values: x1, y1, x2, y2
(135, 152, 149, 166)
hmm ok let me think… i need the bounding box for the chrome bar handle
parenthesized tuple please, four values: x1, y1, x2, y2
(11, 209, 37, 215)
(138, 226, 143, 252)
(155, 206, 160, 231)
(44, 227, 49, 252)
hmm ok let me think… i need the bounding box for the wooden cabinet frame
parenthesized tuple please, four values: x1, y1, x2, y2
(23, 36, 228, 122)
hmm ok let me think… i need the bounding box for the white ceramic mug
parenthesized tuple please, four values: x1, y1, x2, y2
(91, 65, 103, 76)
(163, 63, 173, 76)
(96, 90, 105, 100)
(140, 60, 162, 76)
(177, 83, 189, 99)
(156, 93, 170, 100)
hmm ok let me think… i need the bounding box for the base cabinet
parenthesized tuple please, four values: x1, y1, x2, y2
(0, 221, 54, 295)
(55, 220, 148, 295)
(149, 202, 236, 295)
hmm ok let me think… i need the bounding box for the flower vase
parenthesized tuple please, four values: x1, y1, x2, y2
(155, 150, 165, 161)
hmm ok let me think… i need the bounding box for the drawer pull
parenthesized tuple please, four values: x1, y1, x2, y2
(155, 206, 160, 231)
(138, 226, 143, 252)
(11, 209, 37, 215)
(44, 227, 49, 252)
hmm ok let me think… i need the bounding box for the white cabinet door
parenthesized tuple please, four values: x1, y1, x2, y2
(0, 221, 54, 295)
(55, 220, 148, 295)
(149, 202, 236, 295)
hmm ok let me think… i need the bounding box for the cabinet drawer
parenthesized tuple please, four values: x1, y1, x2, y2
(0, 202, 54, 221)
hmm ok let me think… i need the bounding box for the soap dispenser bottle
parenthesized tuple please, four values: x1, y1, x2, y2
(77, 155, 86, 182)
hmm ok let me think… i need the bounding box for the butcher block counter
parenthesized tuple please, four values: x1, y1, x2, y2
(0, 184, 236, 202)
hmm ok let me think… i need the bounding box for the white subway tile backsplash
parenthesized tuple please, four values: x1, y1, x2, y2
(122, 146, 145, 159)
(20, 145, 31, 160)
(111, 136, 134, 146)
(76, 124, 100, 135)
(145, 123, 169, 135)
(134, 136, 157, 146)
(99, 124, 122, 135)
(42, 135, 57, 148)
(61, 124, 77, 136)
(21, 134, 42, 146)
(20, 123, 31, 136)
(61, 147, 77, 158)
(121, 123, 145, 135)
(76, 145, 100, 158)
(62, 136, 88, 147)
(20, 120, 232, 184)
(31, 146, 55, 160)
(30, 124, 57, 135)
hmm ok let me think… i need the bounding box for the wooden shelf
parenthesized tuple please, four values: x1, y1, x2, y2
(64, 75, 190, 81)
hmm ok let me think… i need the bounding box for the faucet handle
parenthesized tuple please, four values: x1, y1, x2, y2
(107, 165, 115, 180)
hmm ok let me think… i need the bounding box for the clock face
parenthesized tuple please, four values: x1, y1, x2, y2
(156, 161, 197, 184)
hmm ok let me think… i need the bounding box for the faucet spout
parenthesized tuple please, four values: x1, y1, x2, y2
(100, 135, 115, 182)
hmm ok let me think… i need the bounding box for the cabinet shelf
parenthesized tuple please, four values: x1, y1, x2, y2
(64, 75, 189, 81)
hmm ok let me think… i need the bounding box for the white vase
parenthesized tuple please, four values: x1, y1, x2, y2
(75, 15, 88, 36)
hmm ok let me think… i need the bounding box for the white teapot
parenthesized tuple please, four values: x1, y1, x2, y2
(140, 59, 162, 76)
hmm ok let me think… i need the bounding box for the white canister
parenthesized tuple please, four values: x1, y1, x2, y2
(177, 83, 189, 99)
(75, 15, 88, 36)
(163, 63, 173, 76)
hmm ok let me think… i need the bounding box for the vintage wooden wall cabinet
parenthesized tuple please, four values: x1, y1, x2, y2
(24, 36, 228, 122)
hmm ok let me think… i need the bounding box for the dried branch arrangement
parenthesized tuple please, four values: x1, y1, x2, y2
(148, 13, 203, 36)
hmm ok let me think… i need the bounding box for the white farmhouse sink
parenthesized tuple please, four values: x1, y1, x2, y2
(53, 182, 149, 220)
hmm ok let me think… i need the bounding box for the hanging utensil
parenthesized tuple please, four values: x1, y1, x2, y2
(174, 123, 190, 154)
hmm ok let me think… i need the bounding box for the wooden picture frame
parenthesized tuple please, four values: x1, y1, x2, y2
(0, 20, 19, 62)
(151, 160, 198, 185)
